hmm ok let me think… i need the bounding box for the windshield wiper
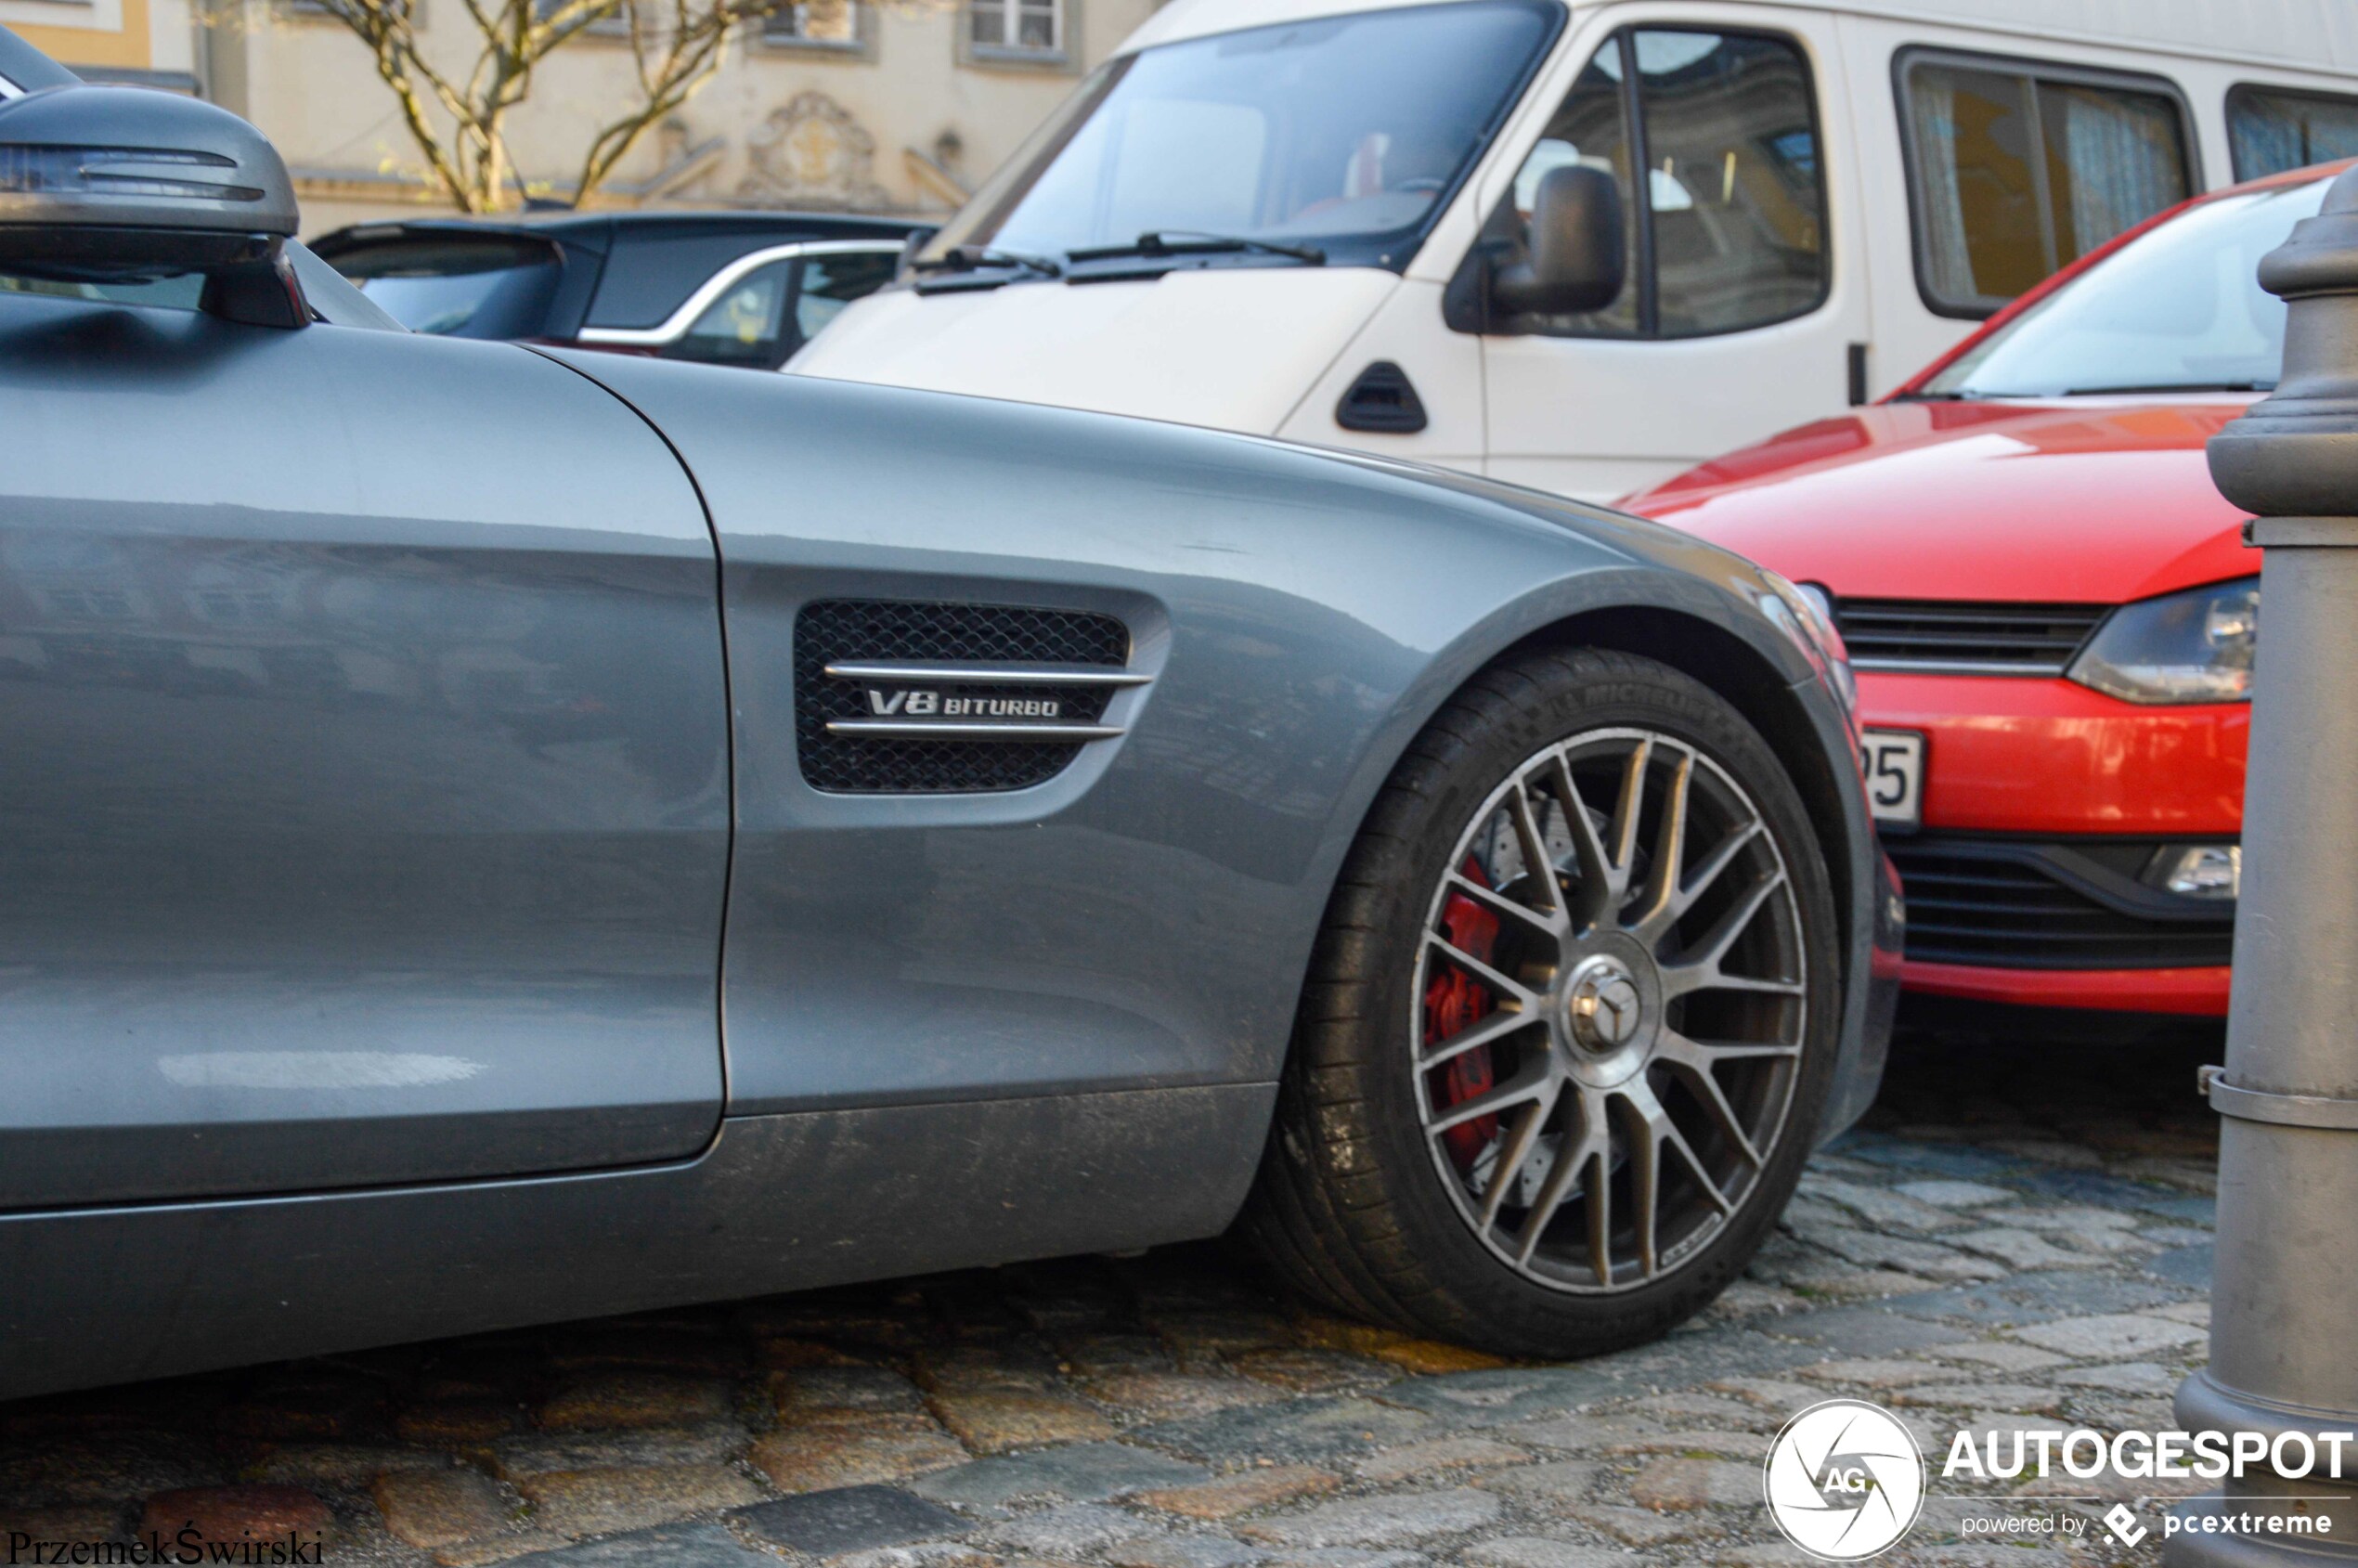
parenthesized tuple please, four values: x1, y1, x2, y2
(1910, 380, 2271, 401)
(2059, 381, 2271, 395)
(1066, 230, 1327, 267)
(910, 244, 1063, 278)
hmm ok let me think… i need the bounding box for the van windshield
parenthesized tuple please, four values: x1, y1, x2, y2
(1916, 177, 2329, 398)
(918, 0, 1561, 275)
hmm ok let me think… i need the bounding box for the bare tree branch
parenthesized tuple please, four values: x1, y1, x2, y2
(240, 0, 944, 212)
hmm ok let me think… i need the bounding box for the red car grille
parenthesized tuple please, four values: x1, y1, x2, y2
(1887, 837, 2234, 971)
(1834, 598, 2109, 675)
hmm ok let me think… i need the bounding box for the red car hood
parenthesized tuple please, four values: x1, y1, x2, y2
(1621, 398, 2255, 604)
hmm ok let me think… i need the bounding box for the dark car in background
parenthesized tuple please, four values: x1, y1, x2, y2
(311, 211, 926, 369)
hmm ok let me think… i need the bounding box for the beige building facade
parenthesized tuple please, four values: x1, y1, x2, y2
(4, 0, 199, 90)
(183, 0, 1161, 235)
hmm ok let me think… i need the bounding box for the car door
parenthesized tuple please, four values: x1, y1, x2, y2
(1477, 6, 1871, 500)
(0, 282, 730, 1208)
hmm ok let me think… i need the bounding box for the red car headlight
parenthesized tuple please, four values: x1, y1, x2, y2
(2068, 577, 2259, 705)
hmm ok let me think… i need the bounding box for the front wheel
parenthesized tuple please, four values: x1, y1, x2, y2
(1242, 648, 1841, 1358)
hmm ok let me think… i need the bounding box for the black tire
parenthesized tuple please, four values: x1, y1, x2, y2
(1239, 648, 1842, 1358)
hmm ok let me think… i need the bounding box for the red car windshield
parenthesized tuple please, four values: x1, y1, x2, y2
(1917, 176, 2328, 398)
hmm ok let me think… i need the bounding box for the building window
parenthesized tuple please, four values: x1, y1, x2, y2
(968, 0, 1059, 57)
(280, 0, 418, 23)
(1898, 49, 2195, 318)
(2228, 84, 2358, 180)
(530, 0, 628, 36)
(765, 2, 867, 51)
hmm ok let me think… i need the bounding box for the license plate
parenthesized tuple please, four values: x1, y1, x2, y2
(1860, 729, 1925, 830)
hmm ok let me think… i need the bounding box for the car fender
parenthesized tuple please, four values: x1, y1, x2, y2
(541, 353, 1882, 1150)
(1317, 484, 1885, 1144)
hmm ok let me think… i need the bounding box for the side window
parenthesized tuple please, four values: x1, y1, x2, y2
(666, 259, 794, 369)
(1638, 31, 1827, 336)
(1492, 27, 1826, 340)
(795, 251, 900, 343)
(1900, 53, 2193, 317)
(2229, 84, 2358, 180)
(1504, 49, 1640, 336)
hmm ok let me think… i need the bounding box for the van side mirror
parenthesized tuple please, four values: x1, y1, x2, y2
(0, 79, 309, 327)
(1492, 164, 1624, 317)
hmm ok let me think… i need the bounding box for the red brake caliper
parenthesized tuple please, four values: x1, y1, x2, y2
(1425, 855, 1503, 1173)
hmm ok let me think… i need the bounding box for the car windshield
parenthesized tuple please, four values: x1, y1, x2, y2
(918, 0, 1560, 274)
(1918, 177, 2330, 398)
(326, 234, 562, 337)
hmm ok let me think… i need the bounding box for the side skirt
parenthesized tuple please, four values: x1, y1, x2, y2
(0, 1082, 1276, 1400)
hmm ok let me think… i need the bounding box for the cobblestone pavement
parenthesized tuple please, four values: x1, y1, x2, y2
(0, 1024, 2224, 1568)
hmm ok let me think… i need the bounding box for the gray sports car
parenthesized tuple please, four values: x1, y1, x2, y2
(0, 31, 1898, 1401)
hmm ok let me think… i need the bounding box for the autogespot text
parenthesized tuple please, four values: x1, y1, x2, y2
(1942, 1427, 2357, 1484)
(1944, 1424, 2343, 1541)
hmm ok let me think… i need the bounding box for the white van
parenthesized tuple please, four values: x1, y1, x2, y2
(793, 0, 2358, 500)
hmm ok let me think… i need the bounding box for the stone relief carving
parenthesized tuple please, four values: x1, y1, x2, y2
(738, 91, 893, 210)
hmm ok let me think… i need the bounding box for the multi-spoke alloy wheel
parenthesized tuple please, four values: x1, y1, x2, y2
(1414, 728, 1804, 1292)
(1245, 649, 1837, 1358)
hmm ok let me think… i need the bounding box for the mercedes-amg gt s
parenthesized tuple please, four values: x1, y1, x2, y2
(0, 26, 1894, 1397)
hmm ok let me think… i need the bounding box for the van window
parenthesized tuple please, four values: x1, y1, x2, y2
(1487, 27, 1826, 340)
(920, 0, 1562, 274)
(2228, 84, 2358, 180)
(1900, 52, 2193, 318)
(1639, 32, 1827, 335)
(1505, 52, 1640, 335)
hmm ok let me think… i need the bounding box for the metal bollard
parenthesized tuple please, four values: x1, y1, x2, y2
(2172, 162, 2358, 1566)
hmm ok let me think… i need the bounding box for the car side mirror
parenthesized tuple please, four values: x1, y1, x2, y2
(1491, 163, 1624, 317)
(0, 78, 309, 328)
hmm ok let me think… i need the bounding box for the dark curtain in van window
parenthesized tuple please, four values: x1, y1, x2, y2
(1907, 60, 2190, 314)
(2040, 83, 2186, 263)
(2230, 87, 2358, 180)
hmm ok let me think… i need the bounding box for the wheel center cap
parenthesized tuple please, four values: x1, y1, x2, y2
(1564, 957, 1645, 1053)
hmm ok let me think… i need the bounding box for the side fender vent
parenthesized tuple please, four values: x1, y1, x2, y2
(795, 600, 1137, 795)
(1335, 361, 1429, 434)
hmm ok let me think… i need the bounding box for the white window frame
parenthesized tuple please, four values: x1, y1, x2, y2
(575, 240, 904, 348)
(964, 0, 1067, 66)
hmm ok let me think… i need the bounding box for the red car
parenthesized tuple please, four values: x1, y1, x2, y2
(1624, 162, 2345, 1019)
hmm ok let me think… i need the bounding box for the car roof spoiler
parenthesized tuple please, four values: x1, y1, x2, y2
(0, 25, 83, 98)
